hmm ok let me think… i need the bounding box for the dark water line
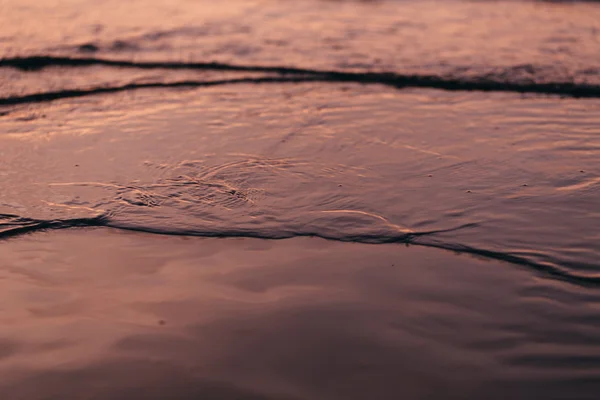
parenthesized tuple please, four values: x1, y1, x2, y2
(0, 214, 109, 239)
(0, 76, 321, 106)
(1, 214, 599, 287)
(1, 55, 600, 101)
(0, 55, 326, 73)
(411, 239, 600, 288)
(106, 223, 600, 288)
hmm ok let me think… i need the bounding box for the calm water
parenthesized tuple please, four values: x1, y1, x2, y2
(1, 0, 600, 398)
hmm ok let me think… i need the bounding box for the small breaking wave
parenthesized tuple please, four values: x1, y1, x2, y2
(0, 213, 109, 239)
(0, 76, 322, 106)
(1, 55, 599, 106)
(2, 212, 599, 287)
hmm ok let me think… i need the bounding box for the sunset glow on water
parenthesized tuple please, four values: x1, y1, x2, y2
(1, 1, 600, 399)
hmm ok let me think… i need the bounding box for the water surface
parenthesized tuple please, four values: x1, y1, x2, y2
(1, 0, 599, 398)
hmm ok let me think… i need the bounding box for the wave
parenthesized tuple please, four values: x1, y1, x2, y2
(1, 56, 599, 106)
(0, 213, 109, 238)
(2, 212, 598, 287)
(0, 76, 322, 106)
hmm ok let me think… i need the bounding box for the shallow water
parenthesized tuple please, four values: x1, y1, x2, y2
(2, 84, 599, 284)
(1, 0, 600, 398)
(2, 231, 600, 400)
(1, 0, 600, 101)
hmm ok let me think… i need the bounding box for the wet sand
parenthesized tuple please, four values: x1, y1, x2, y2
(1, 229, 599, 400)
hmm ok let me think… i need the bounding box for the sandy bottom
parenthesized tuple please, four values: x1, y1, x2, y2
(1, 229, 597, 400)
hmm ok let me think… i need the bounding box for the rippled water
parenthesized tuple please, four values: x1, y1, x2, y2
(2, 83, 599, 283)
(1, 0, 600, 398)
